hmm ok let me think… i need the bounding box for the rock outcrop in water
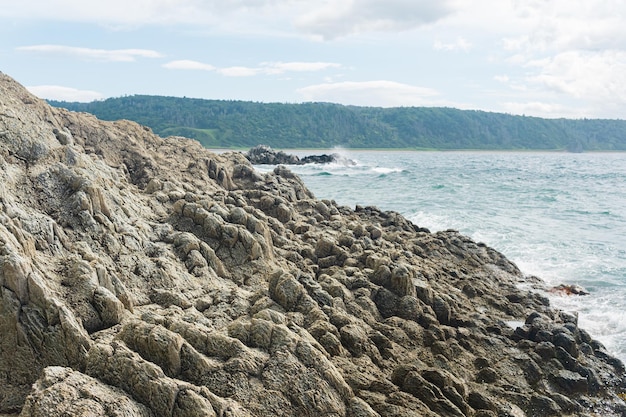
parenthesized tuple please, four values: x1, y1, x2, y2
(1, 72, 626, 416)
(246, 144, 354, 166)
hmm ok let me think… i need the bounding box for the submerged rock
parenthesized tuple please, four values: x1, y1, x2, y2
(1, 72, 625, 416)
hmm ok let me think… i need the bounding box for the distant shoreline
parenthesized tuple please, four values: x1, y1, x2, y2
(210, 147, 626, 154)
(50, 97, 626, 151)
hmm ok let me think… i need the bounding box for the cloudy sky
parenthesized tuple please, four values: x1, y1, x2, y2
(1, 0, 625, 119)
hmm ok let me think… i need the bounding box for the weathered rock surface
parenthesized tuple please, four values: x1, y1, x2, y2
(1, 72, 625, 416)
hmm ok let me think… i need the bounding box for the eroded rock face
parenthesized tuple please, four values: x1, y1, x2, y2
(1, 72, 626, 416)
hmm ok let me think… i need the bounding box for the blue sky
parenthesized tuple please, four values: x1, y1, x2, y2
(2, 0, 625, 119)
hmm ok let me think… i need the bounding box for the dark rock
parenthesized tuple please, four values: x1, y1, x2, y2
(300, 154, 337, 164)
(552, 369, 589, 393)
(390, 264, 416, 297)
(549, 392, 582, 413)
(474, 357, 491, 370)
(340, 324, 370, 357)
(529, 394, 561, 416)
(476, 367, 499, 383)
(514, 355, 543, 385)
(431, 295, 452, 325)
(396, 296, 423, 323)
(558, 310, 579, 325)
(533, 329, 554, 343)
(534, 341, 556, 360)
(401, 371, 466, 417)
(555, 347, 579, 372)
(474, 412, 497, 417)
(554, 332, 579, 357)
(245, 145, 300, 165)
(462, 284, 477, 298)
(245, 145, 356, 166)
(372, 287, 399, 318)
(468, 391, 496, 411)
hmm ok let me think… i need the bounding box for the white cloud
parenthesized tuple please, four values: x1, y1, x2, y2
(26, 85, 104, 102)
(297, 80, 440, 107)
(500, 0, 626, 60)
(475, 0, 626, 117)
(17, 45, 163, 62)
(492, 48, 626, 118)
(218, 66, 261, 77)
(162, 60, 216, 71)
(0, 1, 223, 25)
(7, 1, 626, 118)
(500, 101, 586, 119)
(261, 61, 342, 74)
(164, 60, 342, 77)
(219, 62, 342, 77)
(433, 37, 471, 52)
(525, 50, 626, 103)
(295, 0, 454, 39)
(1, 0, 454, 39)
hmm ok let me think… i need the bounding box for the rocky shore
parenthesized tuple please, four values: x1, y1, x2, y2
(1, 72, 625, 416)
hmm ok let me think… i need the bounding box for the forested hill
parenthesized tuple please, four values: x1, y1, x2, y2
(49, 95, 626, 150)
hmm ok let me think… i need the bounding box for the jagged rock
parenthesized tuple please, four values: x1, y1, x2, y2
(554, 330, 579, 357)
(0, 72, 625, 416)
(389, 264, 416, 298)
(92, 286, 126, 328)
(552, 369, 589, 393)
(20, 366, 152, 417)
(476, 367, 499, 383)
(245, 145, 300, 165)
(468, 391, 497, 411)
(245, 144, 355, 166)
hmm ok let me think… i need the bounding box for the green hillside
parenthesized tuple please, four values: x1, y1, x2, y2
(49, 96, 626, 151)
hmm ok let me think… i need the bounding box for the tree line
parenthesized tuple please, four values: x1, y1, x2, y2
(49, 96, 626, 151)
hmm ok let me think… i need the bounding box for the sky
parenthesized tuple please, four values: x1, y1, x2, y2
(1, 0, 626, 119)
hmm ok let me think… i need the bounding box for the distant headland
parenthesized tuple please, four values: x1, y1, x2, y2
(49, 96, 626, 151)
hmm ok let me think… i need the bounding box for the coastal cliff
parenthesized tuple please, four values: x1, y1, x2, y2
(1, 72, 625, 416)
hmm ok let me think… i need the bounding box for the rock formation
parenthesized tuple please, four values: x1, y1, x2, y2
(1, 72, 625, 416)
(246, 144, 301, 165)
(246, 144, 355, 166)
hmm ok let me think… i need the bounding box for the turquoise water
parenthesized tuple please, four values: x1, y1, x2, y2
(254, 150, 626, 363)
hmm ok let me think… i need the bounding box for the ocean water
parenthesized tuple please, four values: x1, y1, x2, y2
(254, 150, 626, 363)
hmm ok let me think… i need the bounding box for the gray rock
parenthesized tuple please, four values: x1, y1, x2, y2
(476, 367, 499, 383)
(529, 394, 561, 416)
(20, 367, 152, 417)
(92, 285, 126, 328)
(390, 264, 416, 297)
(554, 331, 579, 357)
(468, 391, 496, 411)
(552, 369, 589, 393)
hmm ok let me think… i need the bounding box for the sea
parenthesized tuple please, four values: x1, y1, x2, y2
(253, 150, 626, 364)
